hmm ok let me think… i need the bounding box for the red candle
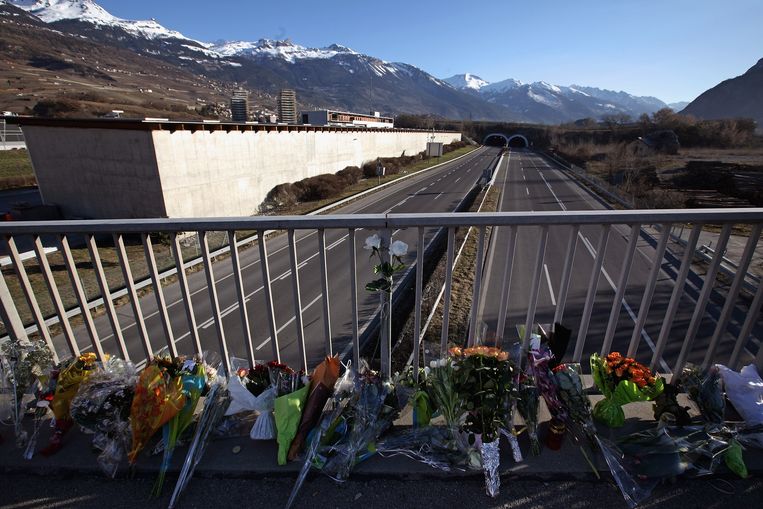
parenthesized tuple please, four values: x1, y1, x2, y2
(545, 418, 566, 450)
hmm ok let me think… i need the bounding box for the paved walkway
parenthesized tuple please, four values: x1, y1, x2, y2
(2, 393, 762, 508)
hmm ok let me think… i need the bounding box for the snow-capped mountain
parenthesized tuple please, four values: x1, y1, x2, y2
(446, 72, 668, 122)
(4, 0, 674, 123)
(443, 73, 489, 91)
(9, 0, 191, 40)
(211, 39, 358, 62)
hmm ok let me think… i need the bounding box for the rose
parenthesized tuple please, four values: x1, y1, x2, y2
(389, 240, 408, 258)
(364, 234, 381, 251)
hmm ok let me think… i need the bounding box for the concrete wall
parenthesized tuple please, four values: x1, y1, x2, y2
(153, 129, 459, 217)
(23, 126, 167, 218)
(22, 124, 460, 218)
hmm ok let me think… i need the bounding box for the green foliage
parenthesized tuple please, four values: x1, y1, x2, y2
(454, 354, 513, 443)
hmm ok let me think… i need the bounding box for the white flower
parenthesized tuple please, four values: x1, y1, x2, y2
(424, 366, 431, 377)
(364, 234, 381, 250)
(389, 240, 408, 257)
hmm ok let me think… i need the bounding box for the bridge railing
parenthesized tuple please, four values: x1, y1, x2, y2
(1, 209, 762, 377)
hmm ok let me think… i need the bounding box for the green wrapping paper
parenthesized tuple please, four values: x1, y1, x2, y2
(275, 385, 309, 465)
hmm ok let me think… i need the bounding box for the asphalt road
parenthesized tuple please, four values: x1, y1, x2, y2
(477, 148, 757, 370)
(1, 473, 760, 509)
(49, 147, 502, 370)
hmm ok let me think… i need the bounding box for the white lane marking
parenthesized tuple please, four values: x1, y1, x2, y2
(579, 233, 670, 372)
(255, 293, 324, 351)
(525, 187, 530, 195)
(96, 148, 484, 342)
(433, 192, 442, 200)
(544, 264, 557, 306)
(538, 171, 567, 211)
(455, 177, 462, 183)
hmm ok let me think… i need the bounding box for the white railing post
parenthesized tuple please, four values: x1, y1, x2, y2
(468, 226, 487, 345)
(378, 228, 393, 378)
(0, 269, 28, 344)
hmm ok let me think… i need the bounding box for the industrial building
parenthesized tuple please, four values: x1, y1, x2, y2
(301, 110, 394, 129)
(277, 89, 297, 124)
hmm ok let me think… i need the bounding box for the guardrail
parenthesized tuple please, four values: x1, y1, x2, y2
(1, 209, 762, 377)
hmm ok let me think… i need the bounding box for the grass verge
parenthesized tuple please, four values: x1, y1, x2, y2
(391, 183, 501, 372)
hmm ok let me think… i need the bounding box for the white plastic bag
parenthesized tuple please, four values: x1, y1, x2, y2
(224, 370, 277, 439)
(717, 364, 763, 425)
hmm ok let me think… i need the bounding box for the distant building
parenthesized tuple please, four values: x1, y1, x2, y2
(301, 110, 394, 129)
(230, 88, 249, 122)
(277, 89, 297, 124)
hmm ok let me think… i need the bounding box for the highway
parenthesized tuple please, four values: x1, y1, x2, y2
(477, 148, 758, 371)
(49, 147, 502, 369)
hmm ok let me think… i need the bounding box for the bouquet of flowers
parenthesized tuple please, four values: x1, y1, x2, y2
(591, 352, 664, 428)
(127, 356, 186, 465)
(516, 375, 541, 456)
(553, 363, 597, 447)
(680, 365, 725, 426)
(41, 352, 99, 456)
(450, 346, 514, 498)
(20, 371, 56, 460)
(152, 357, 207, 496)
(397, 364, 431, 428)
(69, 357, 136, 476)
(169, 375, 231, 509)
(0, 339, 54, 449)
(287, 356, 341, 461)
(317, 363, 400, 480)
(528, 342, 568, 424)
(271, 361, 308, 465)
(287, 365, 355, 509)
(223, 360, 278, 439)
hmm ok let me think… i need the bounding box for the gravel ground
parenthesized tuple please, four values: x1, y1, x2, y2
(1, 474, 761, 509)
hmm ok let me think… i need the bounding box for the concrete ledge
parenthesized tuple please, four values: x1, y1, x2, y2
(3, 394, 761, 481)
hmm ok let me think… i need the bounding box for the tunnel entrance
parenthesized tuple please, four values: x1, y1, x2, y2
(482, 133, 529, 148)
(507, 135, 529, 148)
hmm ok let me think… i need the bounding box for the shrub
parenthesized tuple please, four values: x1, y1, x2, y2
(336, 166, 361, 186)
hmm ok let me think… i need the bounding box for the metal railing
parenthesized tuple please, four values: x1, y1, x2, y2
(1, 209, 762, 377)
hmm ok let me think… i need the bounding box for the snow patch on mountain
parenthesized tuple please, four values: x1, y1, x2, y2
(443, 73, 489, 91)
(210, 38, 357, 63)
(481, 78, 523, 94)
(9, 0, 192, 40)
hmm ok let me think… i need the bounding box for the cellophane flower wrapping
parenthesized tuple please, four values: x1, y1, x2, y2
(317, 363, 400, 480)
(716, 364, 763, 426)
(271, 361, 308, 465)
(517, 377, 541, 455)
(287, 356, 341, 461)
(0, 339, 54, 449)
(552, 363, 597, 447)
(168, 373, 231, 509)
(152, 358, 207, 496)
(679, 365, 725, 426)
(527, 342, 568, 423)
(70, 357, 136, 476)
(591, 353, 664, 428)
(127, 359, 185, 465)
(222, 359, 277, 440)
(426, 357, 480, 469)
(397, 365, 431, 428)
(42, 352, 99, 455)
(479, 439, 500, 498)
(449, 346, 514, 498)
(287, 364, 355, 509)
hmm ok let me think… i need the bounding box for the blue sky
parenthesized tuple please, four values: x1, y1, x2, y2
(98, 0, 763, 103)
